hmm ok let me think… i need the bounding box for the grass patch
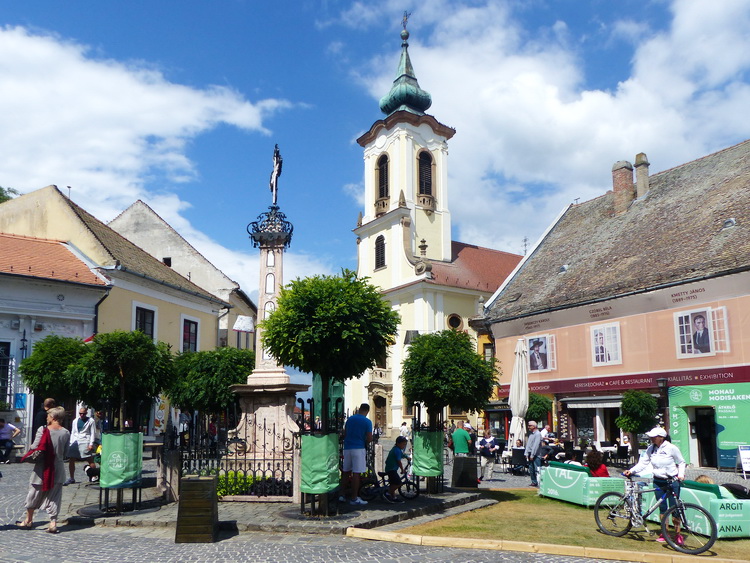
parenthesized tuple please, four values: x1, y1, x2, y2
(402, 490, 750, 560)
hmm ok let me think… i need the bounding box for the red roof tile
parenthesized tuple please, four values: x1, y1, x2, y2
(428, 242, 522, 292)
(0, 233, 106, 286)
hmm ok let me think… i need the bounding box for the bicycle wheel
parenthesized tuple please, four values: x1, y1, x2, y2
(358, 478, 379, 501)
(399, 477, 420, 500)
(661, 502, 717, 555)
(594, 492, 633, 537)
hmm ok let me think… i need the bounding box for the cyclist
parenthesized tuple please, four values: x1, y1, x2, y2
(623, 426, 685, 544)
(383, 436, 408, 503)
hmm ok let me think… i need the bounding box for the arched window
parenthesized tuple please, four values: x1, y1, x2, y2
(377, 154, 389, 199)
(265, 273, 275, 294)
(375, 235, 386, 269)
(418, 151, 432, 196)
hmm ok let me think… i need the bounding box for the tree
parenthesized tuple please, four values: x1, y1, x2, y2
(616, 389, 658, 443)
(19, 334, 88, 400)
(0, 186, 19, 204)
(261, 269, 400, 426)
(66, 331, 174, 427)
(169, 348, 255, 413)
(401, 329, 498, 425)
(526, 392, 552, 425)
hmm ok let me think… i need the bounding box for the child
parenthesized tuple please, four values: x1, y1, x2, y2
(384, 436, 408, 503)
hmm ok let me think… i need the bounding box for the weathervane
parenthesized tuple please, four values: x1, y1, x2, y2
(269, 144, 283, 205)
(402, 10, 411, 30)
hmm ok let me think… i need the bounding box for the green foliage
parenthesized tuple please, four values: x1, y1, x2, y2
(0, 400, 11, 411)
(66, 331, 174, 420)
(615, 389, 658, 434)
(169, 348, 255, 412)
(401, 329, 497, 420)
(216, 471, 256, 497)
(261, 269, 400, 382)
(526, 392, 552, 424)
(0, 186, 19, 204)
(19, 334, 88, 398)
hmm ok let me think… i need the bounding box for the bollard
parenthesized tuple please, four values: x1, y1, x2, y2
(175, 475, 218, 543)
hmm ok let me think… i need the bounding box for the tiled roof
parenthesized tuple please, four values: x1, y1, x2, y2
(61, 194, 225, 304)
(429, 242, 522, 292)
(486, 139, 750, 322)
(0, 233, 106, 286)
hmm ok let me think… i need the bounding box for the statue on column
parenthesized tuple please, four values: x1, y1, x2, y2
(269, 144, 283, 205)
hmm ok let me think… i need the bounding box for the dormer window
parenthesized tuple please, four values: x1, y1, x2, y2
(375, 235, 386, 269)
(375, 154, 390, 216)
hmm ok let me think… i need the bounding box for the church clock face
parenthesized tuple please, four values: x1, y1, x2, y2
(375, 134, 386, 149)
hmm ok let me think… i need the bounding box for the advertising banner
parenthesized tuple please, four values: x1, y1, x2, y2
(412, 431, 444, 477)
(669, 383, 750, 468)
(100, 432, 143, 489)
(299, 433, 339, 494)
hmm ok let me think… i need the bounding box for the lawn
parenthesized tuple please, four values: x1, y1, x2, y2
(401, 489, 750, 560)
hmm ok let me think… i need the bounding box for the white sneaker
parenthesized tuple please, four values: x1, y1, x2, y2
(349, 497, 368, 506)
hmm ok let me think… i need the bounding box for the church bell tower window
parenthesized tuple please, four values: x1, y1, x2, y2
(375, 154, 390, 216)
(417, 151, 435, 212)
(375, 235, 386, 270)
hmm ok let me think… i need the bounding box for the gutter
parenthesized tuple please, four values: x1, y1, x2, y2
(92, 289, 111, 336)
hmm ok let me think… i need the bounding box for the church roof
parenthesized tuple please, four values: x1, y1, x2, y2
(484, 139, 750, 323)
(379, 28, 432, 116)
(429, 242, 522, 293)
(0, 233, 106, 286)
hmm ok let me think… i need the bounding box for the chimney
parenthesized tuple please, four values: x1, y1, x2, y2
(612, 160, 634, 215)
(635, 152, 650, 198)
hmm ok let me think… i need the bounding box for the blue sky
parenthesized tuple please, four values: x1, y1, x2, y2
(3, 0, 750, 303)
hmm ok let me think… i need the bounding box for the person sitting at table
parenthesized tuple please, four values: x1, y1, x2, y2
(585, 449, 609, 477)
(542, 438, 564, 463)
(563, 450, 583, 466)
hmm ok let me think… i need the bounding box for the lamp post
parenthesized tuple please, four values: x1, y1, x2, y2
(656, 378, 669, 429)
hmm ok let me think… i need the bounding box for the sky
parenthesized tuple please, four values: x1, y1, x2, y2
(3, 0, 750, 305)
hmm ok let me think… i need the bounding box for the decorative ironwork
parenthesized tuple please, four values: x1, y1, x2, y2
(172, 410, 294, 498)
(247, 205, 293, 250)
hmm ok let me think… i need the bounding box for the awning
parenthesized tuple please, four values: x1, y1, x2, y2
(232, 315, 255, 332)
(561, 395, 623, 409)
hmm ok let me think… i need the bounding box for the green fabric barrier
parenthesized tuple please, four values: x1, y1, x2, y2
(100, 432, 143, 489)
(412, 430, 443, 477)
(539, 463, 624, 507)
(300, 434, 339, 494)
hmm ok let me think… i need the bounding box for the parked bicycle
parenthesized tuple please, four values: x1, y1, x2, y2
(594, 474, 717, 555)
(359, 457, 420, 502)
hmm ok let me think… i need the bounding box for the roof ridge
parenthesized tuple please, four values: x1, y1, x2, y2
(0, 232, 65, 244)
(651, 138, 750, 179)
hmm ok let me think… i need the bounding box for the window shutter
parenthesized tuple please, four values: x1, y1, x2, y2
(712, 306, 730, 353)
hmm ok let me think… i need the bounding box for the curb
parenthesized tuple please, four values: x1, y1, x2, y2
(345, 528, 745, 563)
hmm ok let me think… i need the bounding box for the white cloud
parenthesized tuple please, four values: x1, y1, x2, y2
(0, 25, 332, 296)
(350, 0, 750, 254)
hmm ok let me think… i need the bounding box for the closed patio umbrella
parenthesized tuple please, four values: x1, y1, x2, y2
(508, 338, 529, 448)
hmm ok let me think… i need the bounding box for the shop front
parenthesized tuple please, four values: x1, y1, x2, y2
(668, 382, 750, 469)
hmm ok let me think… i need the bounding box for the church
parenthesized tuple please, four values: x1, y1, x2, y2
(344, 24, 521, 435)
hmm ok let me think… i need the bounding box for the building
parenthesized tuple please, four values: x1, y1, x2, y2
(0, 233, 109, 443)
(109, 200, 257, 351)
(0, 185, 231, 438)
(477, 141, 750, 469)
(344, 26, 521, 434)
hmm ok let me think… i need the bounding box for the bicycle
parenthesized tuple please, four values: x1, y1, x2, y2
(594, 474, 717, 555)
(359, 458, 420, 502)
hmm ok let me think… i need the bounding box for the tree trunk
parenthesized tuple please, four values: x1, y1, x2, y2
(119, 365, 126, 431)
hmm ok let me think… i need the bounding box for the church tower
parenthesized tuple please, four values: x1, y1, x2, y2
(354, 22, 456, 292)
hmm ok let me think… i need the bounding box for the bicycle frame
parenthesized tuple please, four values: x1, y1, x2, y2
(626, 477, 677, 528)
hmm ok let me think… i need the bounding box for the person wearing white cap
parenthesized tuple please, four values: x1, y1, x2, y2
(624, 426, 686, 544)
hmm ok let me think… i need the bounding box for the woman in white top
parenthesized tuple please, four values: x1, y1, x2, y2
(624, 426, 686, 543)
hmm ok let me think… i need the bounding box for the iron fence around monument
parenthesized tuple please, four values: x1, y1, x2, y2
(171, 411, 294, 498)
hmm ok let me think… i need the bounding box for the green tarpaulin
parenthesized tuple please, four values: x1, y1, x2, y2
(412, 430, 443, 477)
(300, 434, 339, 494)
(100, 432, 143, 489)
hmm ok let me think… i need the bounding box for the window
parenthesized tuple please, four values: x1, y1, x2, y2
(528, 334, 556, 372)
(403, 396, 414, 417)
(375, 347, 387, 369)
(591, 323, 622, 366)
(377, 154, 389, 199)
(375, 235, 386, 269)
(0, 342, 11, 405)
(418, 151, 432, 196)
(162, 257, 172, 267)
(674, 306, 729, 358)
(135, 306, 155, 339)
(447, 314, 463, 330)
(482, 343, 494, 363)
(182, 319, 198, 352)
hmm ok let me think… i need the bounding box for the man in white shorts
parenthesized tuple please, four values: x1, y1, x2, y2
(340, 403, 372, 506)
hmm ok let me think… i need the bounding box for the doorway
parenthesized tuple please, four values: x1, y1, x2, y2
(695, 407, 717, 468)
(373, 395, 387, 433)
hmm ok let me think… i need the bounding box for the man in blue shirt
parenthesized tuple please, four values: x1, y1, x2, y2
(341, 403, 372, 506)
